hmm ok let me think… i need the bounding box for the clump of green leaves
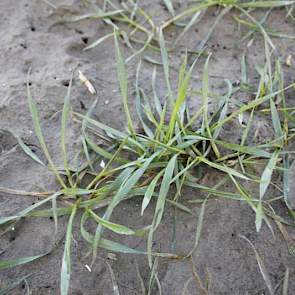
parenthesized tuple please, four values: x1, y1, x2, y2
(1, 14, 295, 295)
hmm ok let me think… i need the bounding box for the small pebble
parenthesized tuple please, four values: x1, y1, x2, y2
(100, 160, 105, 169)
(286, 54, 293, 67)
(104, 100, 109, 105)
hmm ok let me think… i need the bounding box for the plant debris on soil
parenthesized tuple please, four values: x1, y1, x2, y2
(1, 0, 295, 294)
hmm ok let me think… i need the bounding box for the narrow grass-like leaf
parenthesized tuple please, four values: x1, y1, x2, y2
(176, 138, 207, 149)
(85, 136, 115, 160)
(212, 80, 232, 140)
(148, 257, 159, 295)
(76, 113, 144, 151)
(260, 150, 279, 200)
(196, 6, 231, 52)
(212, 84, 295, 131)
(106, 155, 157, 211)
(65, 10, 125, 22)
(0, 192, 62, 225)
(126, 29, 155, 64)
(215, 140, 271, 158)
(186, 198, 207, 257)
(100, 238, 145, 254)
(29, 207, 71, 218)
(61, 203, 78, 295)
(148, 155, 177, 267)
(171, 157, 200, 184)
(114, 30, 135, 135)
(241, 54, 247, 84)
(167, 55, 198, 140)
(155, 102, 167, 142)
(142, 170, 164, 215)
(255, 201, 264, 232)
(174, 10, 203, 45)
(200, 157, 250, 180)
(0, 274, 31, 295)
(228, 175, 256, 211)
(104, 259, 120, 295)
(159, 28, 173, 105)
(161, 2, 214, 29)
(135, 261, 146, 294)
(80, 211, 145, 254)
(139, 134, 185, 154)
(181, 277, 193, 295)
(231, 176, 274, 235)
(52, 196, 58, 233)
(135, 60, 154, 138)
(154, 154, 178, 228)
(201, 54, 220, 157)
(240, 1, 295, 8)
(163, 0, 175, 16)
(167, 199, 192, 213)
(88, 209, 135, 235)
(40, 0, 56, 9)
(61, 72, 73, 186)
(0, 253, 46, 269)
(283, 154, 292, 209)
(238, 7, 275, 49)
(62, 188, 95, 196)
(270, 98, 283, 144)
(81, 97, 98, 171)
(240, 235, 274, 295)
(283, 267, 289, 295)
(201, 54, 211, 135)
(91, 154, 158, 264)
(152, 67, 163, 117)
(84, 32, 114, 50)
(15, 135, 45, 166)
(185, 180, 244, 200)
(27, 74, 66, 188)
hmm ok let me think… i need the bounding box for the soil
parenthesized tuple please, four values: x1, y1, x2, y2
(1, 0, 295, 294)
